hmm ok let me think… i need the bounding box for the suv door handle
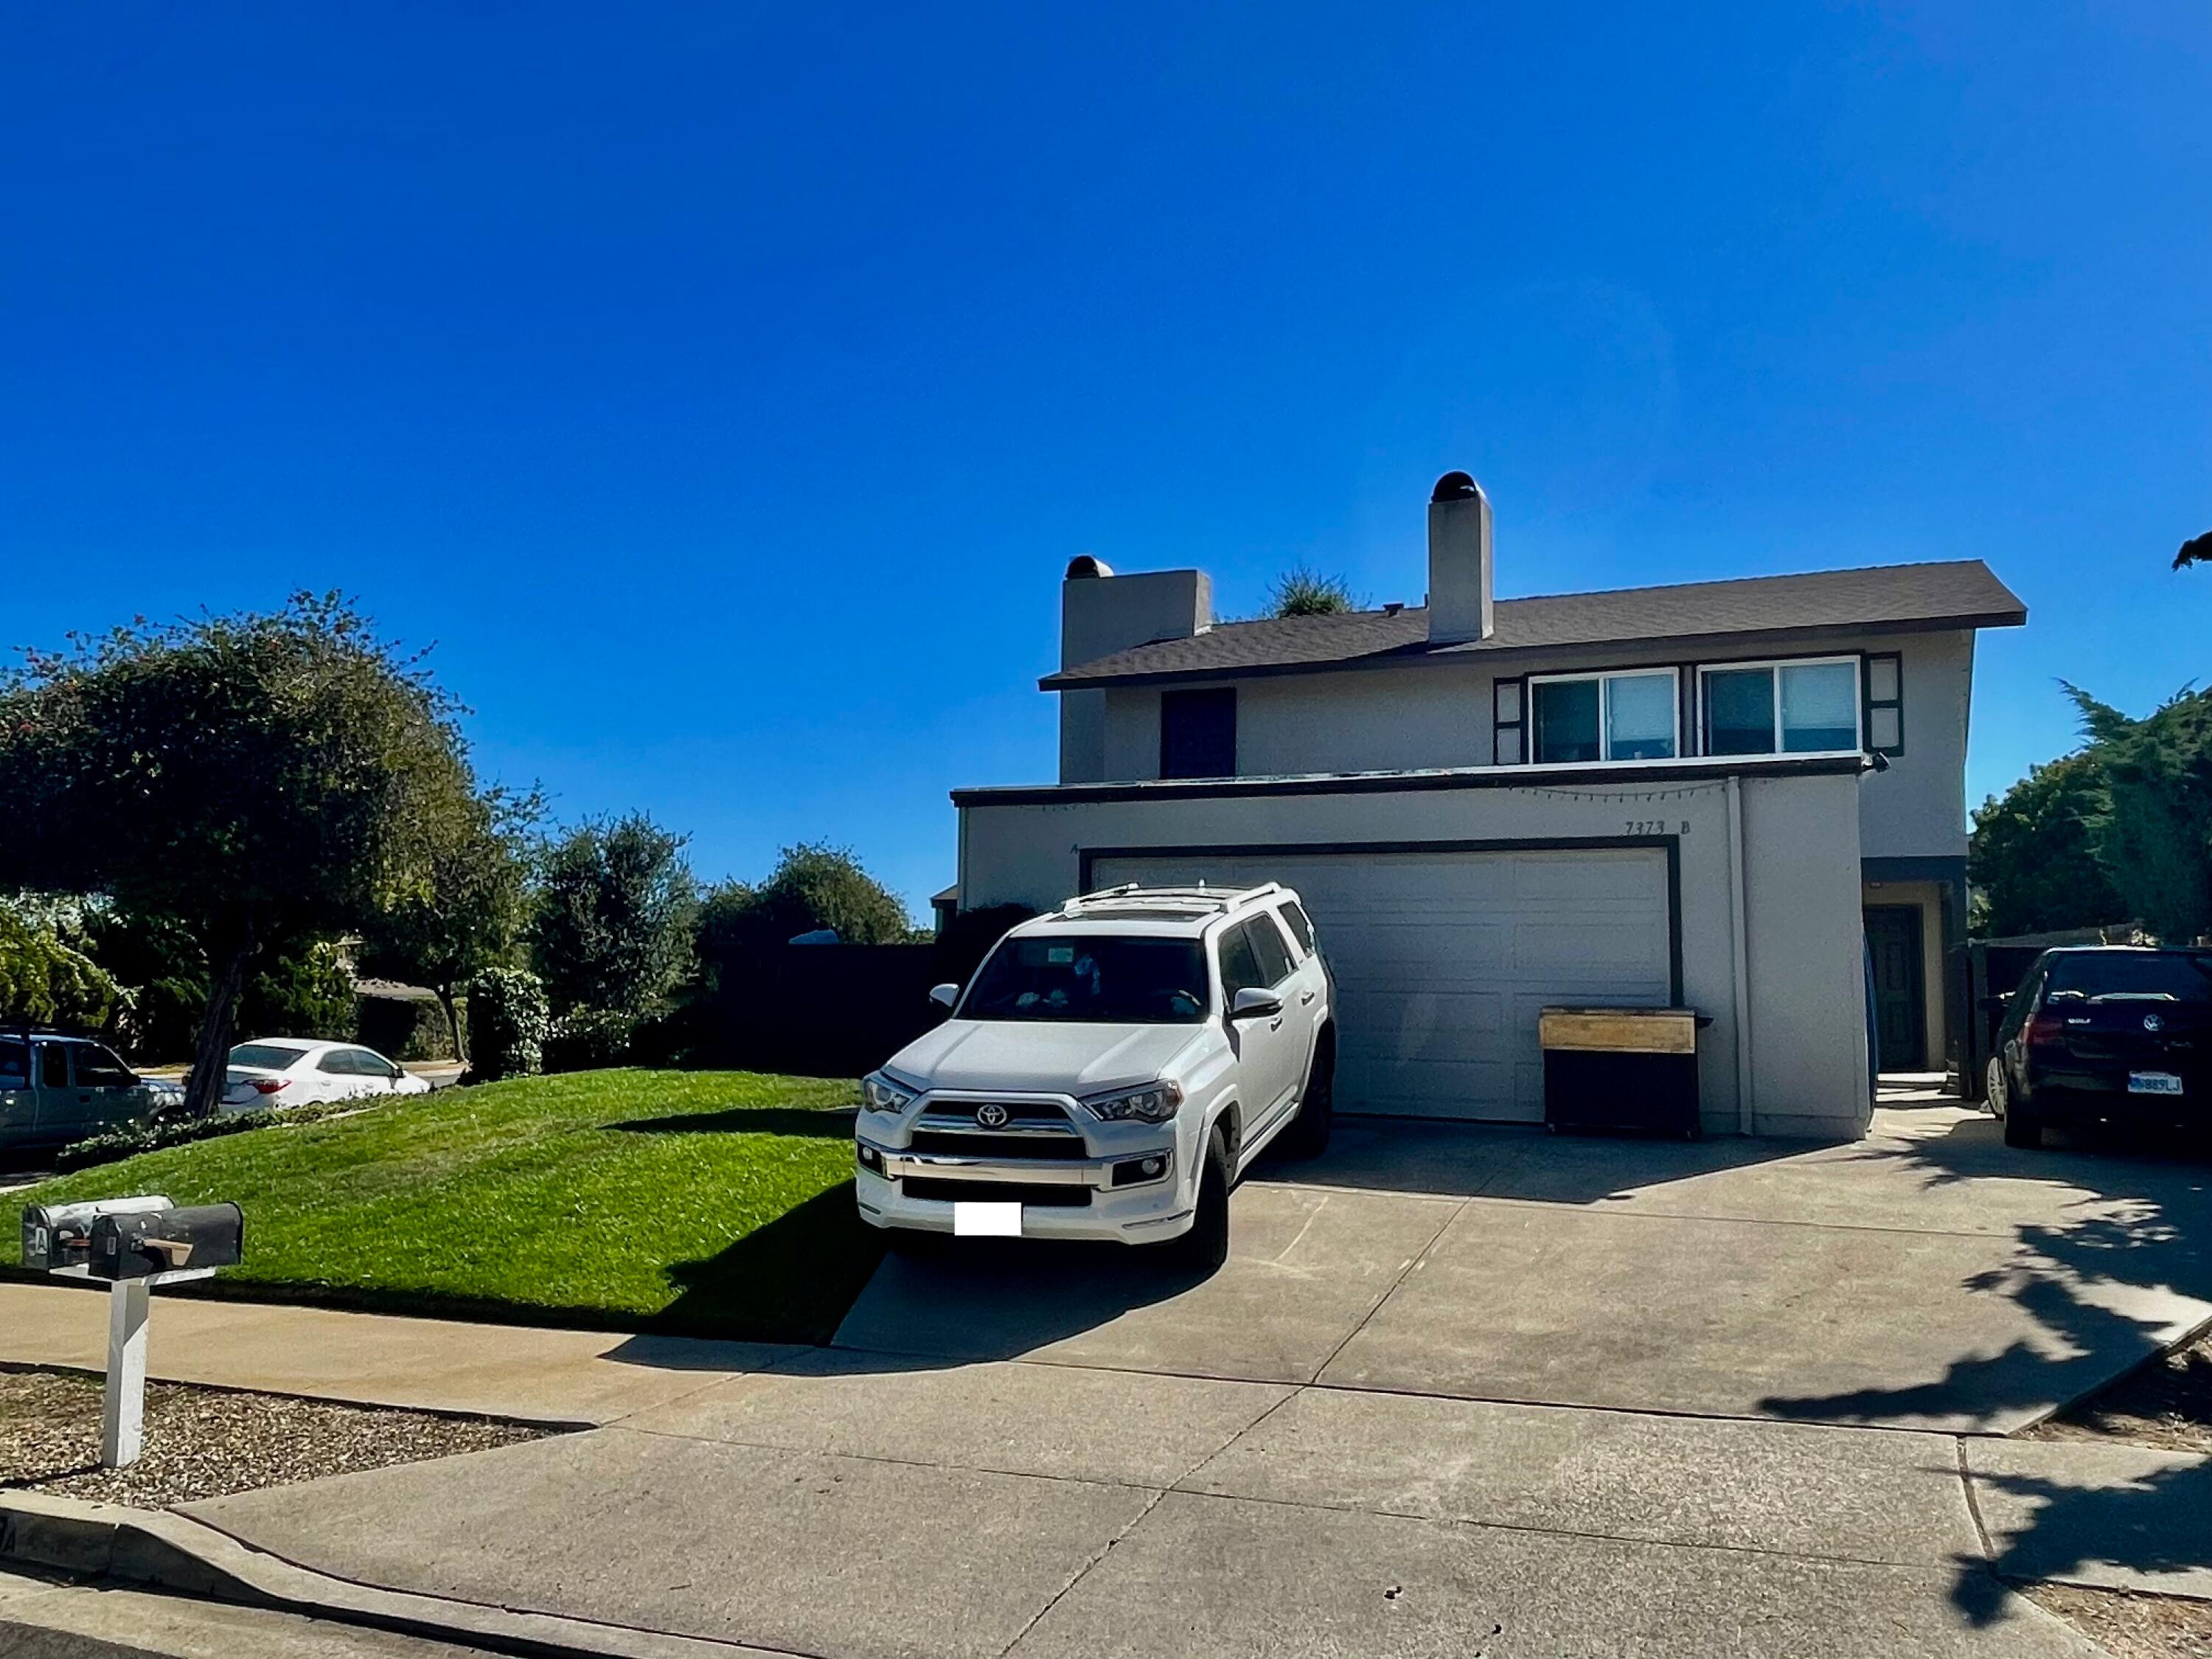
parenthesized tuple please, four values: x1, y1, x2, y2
(1299, 990, 1316, 1006)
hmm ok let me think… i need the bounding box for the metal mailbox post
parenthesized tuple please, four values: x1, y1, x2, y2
(20, 1197, 244, 1468)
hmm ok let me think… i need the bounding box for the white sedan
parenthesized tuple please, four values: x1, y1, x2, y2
(220, 1039, 432, 1114)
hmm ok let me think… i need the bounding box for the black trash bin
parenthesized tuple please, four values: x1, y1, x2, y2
(1540, 1006, 1707, 1139)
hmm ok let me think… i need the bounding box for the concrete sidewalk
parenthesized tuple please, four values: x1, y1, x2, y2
(0, 1281, 796, 1425)
(174, 1352, 2112, 1658)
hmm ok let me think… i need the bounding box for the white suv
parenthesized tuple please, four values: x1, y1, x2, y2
(855, 883, 1335, 1268)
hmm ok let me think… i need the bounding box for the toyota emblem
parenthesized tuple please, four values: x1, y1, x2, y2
(2144, 1013, 2165, 1033)
(976, 1103, 1009, 1128)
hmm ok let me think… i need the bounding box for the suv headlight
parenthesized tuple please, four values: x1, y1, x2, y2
(860, 1072, 918, 1115)
(1081, 1080, 1183, 1123)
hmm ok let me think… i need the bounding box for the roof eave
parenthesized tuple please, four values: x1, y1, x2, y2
(1038, 607, 2028, 692)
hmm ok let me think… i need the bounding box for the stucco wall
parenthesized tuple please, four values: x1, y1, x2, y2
(1087, 626, 1974, 862)
(957, 762, 1871, 1138)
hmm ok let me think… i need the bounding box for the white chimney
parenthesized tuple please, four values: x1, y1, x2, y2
(1426, 470, 1493, 644)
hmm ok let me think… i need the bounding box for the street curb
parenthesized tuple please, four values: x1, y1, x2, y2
(0, 1493, 799, 1659)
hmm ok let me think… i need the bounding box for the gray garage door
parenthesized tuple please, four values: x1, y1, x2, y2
(1087, 846, 1673, 1121)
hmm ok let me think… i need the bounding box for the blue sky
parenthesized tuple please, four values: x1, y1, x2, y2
(4, 4, 2208, 915)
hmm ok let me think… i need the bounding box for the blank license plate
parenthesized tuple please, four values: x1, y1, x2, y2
(2129, 1071, 2184, 1096)
(953, 1201, 1023, 1237)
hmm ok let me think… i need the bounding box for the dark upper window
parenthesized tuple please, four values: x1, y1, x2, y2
(1276, 901, 1317, 956)
(0, 1040, 26, 1089)
(1160, 688, 1236, 779)
(1699, 658, 1860, 756)
(1529, 671, 1677, 764)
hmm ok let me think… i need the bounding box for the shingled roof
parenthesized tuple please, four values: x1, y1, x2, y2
(1040, 559, 2025, 689)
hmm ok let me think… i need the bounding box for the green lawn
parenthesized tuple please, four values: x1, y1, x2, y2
(2, 1070, 880, 1344)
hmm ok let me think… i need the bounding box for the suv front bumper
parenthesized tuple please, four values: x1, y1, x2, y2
(855, 1138, 1191, 1242)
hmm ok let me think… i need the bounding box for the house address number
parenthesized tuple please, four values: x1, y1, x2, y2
(1624, 821, 1690, 835)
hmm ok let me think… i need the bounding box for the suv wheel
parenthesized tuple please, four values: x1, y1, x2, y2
(1275, 1038, 1335, 1160)
(2002, 1078, 2043, 1149)
(1173, 1127, 1231, 1273)
(1985, 1057, 2008, 1119)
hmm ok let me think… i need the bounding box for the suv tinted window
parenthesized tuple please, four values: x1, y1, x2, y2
(964, 935, 1209, 1023)
(74, 1045, 135, 1088)
(1245, 914, 1295, 986)
(36, 1043, 67, 1090)
(1277, 901, 1317, 956)
(0, 1040, 25, 1089)
(2045, 953, 2212, 1004)
(1218, 923, 1267, 999)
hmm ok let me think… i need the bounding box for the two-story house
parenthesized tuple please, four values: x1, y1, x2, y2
(948, 473, 2025, 1139)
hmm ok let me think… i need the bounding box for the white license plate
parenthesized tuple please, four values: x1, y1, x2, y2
(953, 1200, 1023, 1237)
(2129, 1071, 2184, 1096)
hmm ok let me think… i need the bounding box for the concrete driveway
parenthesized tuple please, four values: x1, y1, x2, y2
(60, 1105, 2212, 1658)
(835, 1104, 2212, 1432)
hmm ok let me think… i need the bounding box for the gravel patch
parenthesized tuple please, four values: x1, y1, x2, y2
(2026, 1584, 2212, 1659)
(0, 1366, 554, 1509)
(2026, 1329, 2212, 1456)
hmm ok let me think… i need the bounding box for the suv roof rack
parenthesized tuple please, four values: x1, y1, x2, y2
(1058, 882, 1284, 918)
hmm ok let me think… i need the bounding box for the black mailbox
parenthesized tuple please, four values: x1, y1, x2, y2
(88, 1203, 244, 1280)
(21, 1196, 175, 1273)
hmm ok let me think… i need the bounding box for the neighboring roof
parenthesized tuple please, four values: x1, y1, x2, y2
(1040, 559, 2025, 689)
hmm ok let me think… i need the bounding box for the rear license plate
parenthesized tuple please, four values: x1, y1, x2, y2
(953, 1200, 1022, 1237)
(2129, 1071, 2184, 1096)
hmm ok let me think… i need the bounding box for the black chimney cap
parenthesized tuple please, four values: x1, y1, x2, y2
(1431, 470, 1478, 503)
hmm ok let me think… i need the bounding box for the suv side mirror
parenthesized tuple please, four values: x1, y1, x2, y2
(928, 983, 961, 1010)
(1230, 987, 1284, 1020)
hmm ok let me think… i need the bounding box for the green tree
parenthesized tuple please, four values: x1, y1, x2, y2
(358, 786, 538, 1062)
(696, 843, 911, 970)
(239, 938, 357, 1041)
(1265, 565, 1360, 618)
(2067, 683, 2212, 945)
(0, 901, 122, 1029)
(528, 813, 696, 1030)
(1967, 752, 2128, 938)
(0, 594, 476, 1117)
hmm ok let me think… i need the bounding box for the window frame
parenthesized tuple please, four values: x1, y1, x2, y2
(1525, 667, 1684, 766)
(1694, 653, 1864, 758)
(1158, 686, 1237, 780)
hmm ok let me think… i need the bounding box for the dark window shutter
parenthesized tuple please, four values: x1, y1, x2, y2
(1865, 653, 1903, 756)
(1161, 688, 1236, 779)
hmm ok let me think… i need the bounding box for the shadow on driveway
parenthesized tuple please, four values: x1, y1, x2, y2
(1749, 1115, 2212, 1624)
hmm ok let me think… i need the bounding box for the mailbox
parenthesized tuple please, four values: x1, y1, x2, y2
(87, 1203, 244, 1281)
(21, 1195, 175, 1275)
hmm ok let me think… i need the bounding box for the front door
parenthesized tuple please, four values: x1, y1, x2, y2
(1864, 906, 1927, 1072)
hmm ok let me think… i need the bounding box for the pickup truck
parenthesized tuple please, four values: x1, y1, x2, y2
(0, 1030, 173, 1157)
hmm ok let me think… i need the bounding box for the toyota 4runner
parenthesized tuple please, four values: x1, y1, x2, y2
(855, 883, 1336, 1268)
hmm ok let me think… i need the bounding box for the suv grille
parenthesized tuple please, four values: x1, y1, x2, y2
(918, 1100, 1076, 1131)
(906, 1132, 1087, 1161)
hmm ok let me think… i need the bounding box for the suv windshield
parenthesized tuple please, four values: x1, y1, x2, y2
(963, 934, 1209, 1023)
(2045, 953, 2212, 1004)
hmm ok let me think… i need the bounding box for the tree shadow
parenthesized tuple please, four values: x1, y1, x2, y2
(1747, 1113, 2212, 1624)
(608, 1105, 858, 1138)
(1953, 1456, 2212, 1624)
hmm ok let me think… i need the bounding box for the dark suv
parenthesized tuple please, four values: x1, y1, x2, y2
(1986, 947, 2211, 1148)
